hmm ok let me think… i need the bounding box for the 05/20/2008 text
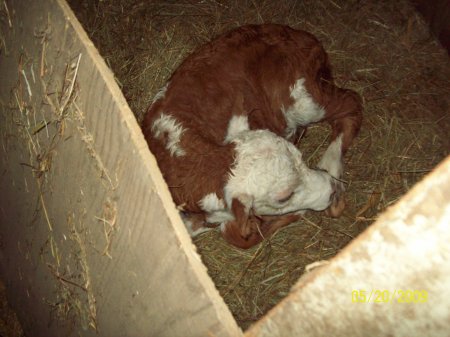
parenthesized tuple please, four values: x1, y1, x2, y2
(351, 290, 428, 303)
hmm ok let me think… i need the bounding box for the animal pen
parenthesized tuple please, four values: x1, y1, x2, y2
(0, 0, 449, 336)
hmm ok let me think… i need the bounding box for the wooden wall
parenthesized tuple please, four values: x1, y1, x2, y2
(1, 0, 449, 336)
(247, 156, 450, 337)
(0, 0, 241, 336)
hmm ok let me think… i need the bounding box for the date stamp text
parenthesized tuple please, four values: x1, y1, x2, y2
(352, 290, 428, 303)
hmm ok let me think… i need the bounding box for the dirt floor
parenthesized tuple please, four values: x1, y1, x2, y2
(2, 0, 449, 333)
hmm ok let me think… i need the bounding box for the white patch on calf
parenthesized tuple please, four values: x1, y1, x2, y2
(199, 192, 225, 212)
(317, 134, 343, 178)
(179, 213, 211, 237)
(206, 211, 234, 224)
(151, 82, 169, 105)
(292, 168, 335, 212)
(283, 78, 325, 139)
(151, 113, 186, 157)
(224, 115, 249, 143)
(199, 193, 234, 224)
(224, 129, 335, 216)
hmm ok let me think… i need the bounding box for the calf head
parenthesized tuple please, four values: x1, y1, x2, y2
(220, 129, 339, 248)
(225, 129, 337, 217)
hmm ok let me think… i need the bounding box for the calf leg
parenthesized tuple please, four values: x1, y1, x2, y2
(316, 83, 363, 217)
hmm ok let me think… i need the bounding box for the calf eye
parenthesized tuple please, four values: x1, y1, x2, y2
(277, 192, 294, 203)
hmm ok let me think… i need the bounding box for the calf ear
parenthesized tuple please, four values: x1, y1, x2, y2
(221, 198, 263, 249)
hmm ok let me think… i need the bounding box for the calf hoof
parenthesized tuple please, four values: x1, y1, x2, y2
(326, 196, 346, 218)
(326, 180, 346, 218)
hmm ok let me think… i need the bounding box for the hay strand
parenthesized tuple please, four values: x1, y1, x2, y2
(68, 0, 450, 330)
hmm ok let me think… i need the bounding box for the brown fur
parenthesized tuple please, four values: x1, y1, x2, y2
(222, 201, 301, 249)
(143, 24, 362, 248)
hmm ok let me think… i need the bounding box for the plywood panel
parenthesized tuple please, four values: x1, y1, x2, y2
(246, 156, 450, 337)
(0, 0, 241, 336)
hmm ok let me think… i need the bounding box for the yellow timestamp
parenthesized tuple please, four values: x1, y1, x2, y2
(352, 290, 428, 303)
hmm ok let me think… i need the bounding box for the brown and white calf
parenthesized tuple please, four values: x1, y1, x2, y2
(143, 24, 362, 249)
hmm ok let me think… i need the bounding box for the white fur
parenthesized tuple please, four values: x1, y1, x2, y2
(151, 113, 186, 157)
(199, 192, 225, 211)
(224, 115, 250, 143)
(282, 78, 325, 139)
(317, 134, 343, 178)
(151, 83, 169, 105)
(206, 211, 234, 224)
(199, 193, 234, 224)
(224, 129, 334, 215)
(290, 168, 335, 212)
(179, 213, 211, 237)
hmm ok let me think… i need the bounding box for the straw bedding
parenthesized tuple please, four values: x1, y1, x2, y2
(69, 0, 450, 330)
